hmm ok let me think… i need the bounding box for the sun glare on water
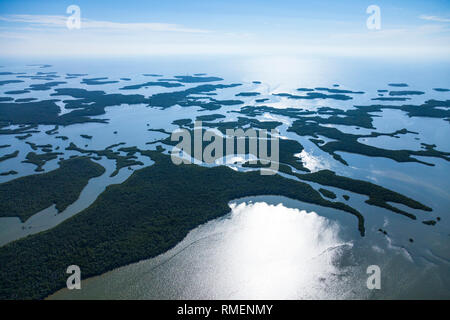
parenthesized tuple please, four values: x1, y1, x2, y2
(209, 202, 353, 299)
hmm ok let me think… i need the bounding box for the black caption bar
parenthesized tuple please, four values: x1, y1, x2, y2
(1, 300, 446, 319)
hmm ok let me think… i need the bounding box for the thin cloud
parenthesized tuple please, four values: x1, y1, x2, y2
(0, 14, 210, 33)
(419, 15, 450, 23)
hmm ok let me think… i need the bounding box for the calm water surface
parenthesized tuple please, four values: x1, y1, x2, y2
(1, 55, 449, 299)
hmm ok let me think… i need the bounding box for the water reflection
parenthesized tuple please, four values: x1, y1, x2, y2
(50, 201, 362, 300)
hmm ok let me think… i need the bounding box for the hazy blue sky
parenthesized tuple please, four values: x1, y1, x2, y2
(0, 0, 449, 58)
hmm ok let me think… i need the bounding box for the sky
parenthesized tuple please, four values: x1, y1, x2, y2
(0, 0, 449, 58)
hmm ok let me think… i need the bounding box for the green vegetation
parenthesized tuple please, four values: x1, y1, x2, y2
(273, 92, 353, 101)
(172, 118, 192, 127)
(26, 64, 52, 69)
(160, 122, 308, 172)
(422, 220, 436, 226)
(0, 157, 105, 222)
(372, 97, 410, 101)
(28, 81, 67, 91)
(375, 99, 450, 120)
(318, 188, 337, 199)
(0, 72, 26, 75)
(237, 99, 450, 129)
(45, 126, 59, 135)
(168, 118, 313, 173)
(15, 133, 32, 140)
(0, 74, 446, 301)
(235, 105, 374, 128)
(0, 150, 18, 163)
(0, 126, 39, 135)
(2, 80, 443, 132)
(0, 100, 66, 125)
(25, 142, 53, 151)
(4, 90, 30, 95)
(22, 151, 63, 171)
(159, 75, 223, 83)
(0, 149, 363, 300)
(66, 143, 143, 177)
(196, 114, 226, 121)
(236, 92, 260, 97)
(314, 87, 365, 94)
(49, 83, 242, 122)
(120, 81, 183, 90)
(275, 165, 431, 220)
(17, 76, 57, 81)
(147, 84, 243, 110)
(106, 142, 126, 150)
(244, 153, 432, 221)
(201, 116, 282, 132)
(287, 118, 449, 166)
(433, 88, 449, 92)
(0, 80, 24, 86)
(81, 77, 119, 85)
(389, 91, 424, 96)
(0, 170, 17, 176)
(388, 83, 408, 87)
